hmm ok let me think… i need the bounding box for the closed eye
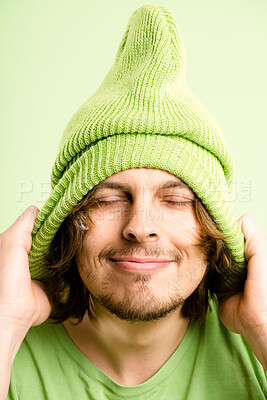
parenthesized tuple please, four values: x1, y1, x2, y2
(96, 196, 129, 205)
(163, 196, 194, 207)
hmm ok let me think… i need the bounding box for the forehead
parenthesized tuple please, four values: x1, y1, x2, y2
(95, 168, 194, 193)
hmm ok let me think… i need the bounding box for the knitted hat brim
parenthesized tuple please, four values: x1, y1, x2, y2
(29, 133, 245, 283)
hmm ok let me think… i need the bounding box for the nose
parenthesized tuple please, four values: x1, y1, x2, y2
(122, 202, 161, 243)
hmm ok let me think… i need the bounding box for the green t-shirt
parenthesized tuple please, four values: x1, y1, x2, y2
(8, 301, 267, 399)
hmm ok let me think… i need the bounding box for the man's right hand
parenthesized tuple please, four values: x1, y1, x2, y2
(0, 205, 51, 335)
(0, 206, 51, 399)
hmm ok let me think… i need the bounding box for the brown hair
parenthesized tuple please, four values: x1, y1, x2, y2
(45, 189, 246, 324)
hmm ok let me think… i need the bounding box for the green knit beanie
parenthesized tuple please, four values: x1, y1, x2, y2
(29, 4, 246, 283)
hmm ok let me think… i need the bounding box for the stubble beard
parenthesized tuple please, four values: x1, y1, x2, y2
(83, 245, 186, 324)
(93, 287, 185, 324)
(79, 245, 188, 323)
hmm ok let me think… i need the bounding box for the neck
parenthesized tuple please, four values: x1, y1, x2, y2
(63, 303, 189, 386)
(63, 300, 190, 386)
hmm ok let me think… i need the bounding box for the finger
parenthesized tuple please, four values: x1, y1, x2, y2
(237, 213, 267, 259)
(237, 213, 267, 284)
(13, 206, 39, 232)
(0, 206, 40, 253)
(219, 293, 242, 334)
(31, 281, 52, 326)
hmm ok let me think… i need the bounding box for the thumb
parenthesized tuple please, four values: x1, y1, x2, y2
(31, 280, 52, 326)
(237, 213, 267, 261)
(4, 206, 40, 253)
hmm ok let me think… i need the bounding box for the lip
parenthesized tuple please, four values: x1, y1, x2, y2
(109, 257, 173, 272)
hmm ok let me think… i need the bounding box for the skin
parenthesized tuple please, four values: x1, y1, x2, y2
(0, 168, 266, 396)
(64, 168, 207, 385)
(75, 168, 207, 323)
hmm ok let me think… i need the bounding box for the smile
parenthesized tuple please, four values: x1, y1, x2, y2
(109, 258, 173, 272)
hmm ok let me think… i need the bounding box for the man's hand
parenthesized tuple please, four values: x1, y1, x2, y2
(219, 213, 267, 371)
(0, 206, 51, 333)
(0, 206, 51, 399)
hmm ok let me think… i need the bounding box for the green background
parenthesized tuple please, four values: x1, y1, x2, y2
(1, 0, 266, 232)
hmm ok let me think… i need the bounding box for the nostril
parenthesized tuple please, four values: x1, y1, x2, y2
(123, 225, 159, 242)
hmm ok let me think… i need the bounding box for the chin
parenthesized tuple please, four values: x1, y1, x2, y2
(93, 290, 185, 323)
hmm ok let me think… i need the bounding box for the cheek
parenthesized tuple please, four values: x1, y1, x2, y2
(75, 231, 99, 276)
(75, 221, 117, 279)
(90, 207, 126, 225)
(186, 248, 207, 279)
(89, 210, 124, 240)
(85, 216, 120, 246)
(75, 240, 103, 295)
(185, 239, 208, 284)
(167, 216, 207, 285)
(167, 212, 202, 247)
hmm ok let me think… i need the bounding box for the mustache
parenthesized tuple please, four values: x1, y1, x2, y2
(99, 244, 183, 265)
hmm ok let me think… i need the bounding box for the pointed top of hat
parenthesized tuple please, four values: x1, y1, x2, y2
(53, 4, 233, 191)
(103, 3, 186, 91)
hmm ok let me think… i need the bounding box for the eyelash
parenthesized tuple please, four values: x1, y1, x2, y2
(165, 200, 193, 207)
(96, 198, 194, 207)
(97, 200, 125, 205)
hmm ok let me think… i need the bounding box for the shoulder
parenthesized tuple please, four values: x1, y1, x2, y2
(13, 322, 64, 368)
(202, 299, 267, 380)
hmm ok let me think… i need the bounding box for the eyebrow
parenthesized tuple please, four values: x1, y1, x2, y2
(94, 179, 193, 193)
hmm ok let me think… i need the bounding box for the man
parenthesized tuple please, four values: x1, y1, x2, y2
(1, 4, 266, 399)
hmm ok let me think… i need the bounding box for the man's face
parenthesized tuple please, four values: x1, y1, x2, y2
(76, 168, 207, 323)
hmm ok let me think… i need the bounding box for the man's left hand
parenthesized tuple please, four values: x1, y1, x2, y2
(219, 213, 267, 371)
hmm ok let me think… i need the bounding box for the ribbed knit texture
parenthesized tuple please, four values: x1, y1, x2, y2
(29, 4, 246, 283)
